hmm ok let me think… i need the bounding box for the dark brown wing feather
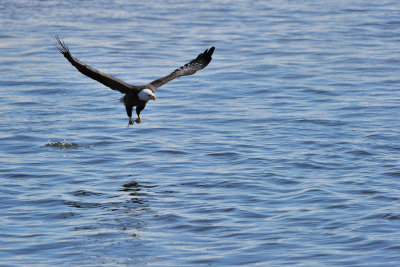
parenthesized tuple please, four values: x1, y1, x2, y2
(55, 35, 145, 94)
(148, 46, 215, 92)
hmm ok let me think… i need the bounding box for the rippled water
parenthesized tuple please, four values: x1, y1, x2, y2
(1, 0, 400, 266)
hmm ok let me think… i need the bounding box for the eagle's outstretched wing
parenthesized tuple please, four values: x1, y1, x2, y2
(148, 46, 215, 92)
(55, 35, 145, 94)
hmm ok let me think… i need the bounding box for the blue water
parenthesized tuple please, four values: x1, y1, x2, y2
(1, 0, 400, 266)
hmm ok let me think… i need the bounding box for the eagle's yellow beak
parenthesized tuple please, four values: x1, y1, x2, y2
(151, 95, 156, 101)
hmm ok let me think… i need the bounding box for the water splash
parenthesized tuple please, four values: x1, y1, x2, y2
(45, 141, 79, 150)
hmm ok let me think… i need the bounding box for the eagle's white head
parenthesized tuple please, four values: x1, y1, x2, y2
(138, 89, 156, 102)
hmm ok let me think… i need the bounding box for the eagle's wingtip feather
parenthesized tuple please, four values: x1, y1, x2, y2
(54, 34, 69, 55)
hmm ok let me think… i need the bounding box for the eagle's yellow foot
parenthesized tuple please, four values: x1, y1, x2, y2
(127, 118, 134, 127)
(135, 117, 142, 124)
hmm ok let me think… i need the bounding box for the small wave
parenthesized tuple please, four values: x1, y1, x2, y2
(157, 149, 188, 155)
(72, 190, 103, 197)
(208, 152, 238, 157)
(295, 119, 346, 126)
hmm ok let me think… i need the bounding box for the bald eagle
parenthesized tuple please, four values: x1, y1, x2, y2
(55, 35, 215, 126)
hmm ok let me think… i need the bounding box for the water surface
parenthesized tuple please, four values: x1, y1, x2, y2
(1, 0, 399, 266)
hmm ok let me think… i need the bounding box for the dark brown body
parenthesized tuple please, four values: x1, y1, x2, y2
(124, 93, 147, 125)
